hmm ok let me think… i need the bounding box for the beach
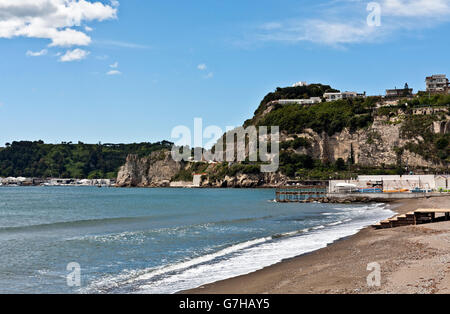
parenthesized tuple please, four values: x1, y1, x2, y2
(185, 196, 450, 294)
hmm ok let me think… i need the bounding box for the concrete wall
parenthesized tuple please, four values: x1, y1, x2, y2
(329, 192, 429, 201)
(169, 181, 194, 188)
(357, 175, 437, 190)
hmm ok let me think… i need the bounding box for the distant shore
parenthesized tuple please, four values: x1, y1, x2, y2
(184, 196, 450, 294)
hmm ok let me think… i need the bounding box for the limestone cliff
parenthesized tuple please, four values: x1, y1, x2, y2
(116, 151, 183, 187)
(202, 172, 288, 188)
(283, 113, 449, 169)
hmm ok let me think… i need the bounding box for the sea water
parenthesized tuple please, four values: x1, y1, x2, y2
(0, 187, 394, 294)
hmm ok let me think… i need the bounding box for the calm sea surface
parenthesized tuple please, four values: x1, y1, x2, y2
(0, 187, 394, 294)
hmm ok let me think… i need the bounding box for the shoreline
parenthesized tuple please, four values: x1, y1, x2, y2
(183, 196, 450, 294)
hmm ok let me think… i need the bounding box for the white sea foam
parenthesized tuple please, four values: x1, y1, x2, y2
(84, 203, 394, 294)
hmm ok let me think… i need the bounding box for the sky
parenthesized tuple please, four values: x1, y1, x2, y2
(0, 0, 450, 145)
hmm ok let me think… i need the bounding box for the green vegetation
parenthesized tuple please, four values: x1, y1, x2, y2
(258, 97, 376, 136)
(0, 140, 173, 178)
(278, 151, 408, 180)
(205, 162, 263, 182)
(281, 136, 311, 150)
(245, 84, 339, 126)
(172, 169, 194, 182)
(401, 93, 450, 108)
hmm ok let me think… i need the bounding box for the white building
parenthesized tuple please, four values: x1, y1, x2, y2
(330, 175, 443, 193)
(270, 97, 321, 106)
(292, 81, 308, 87)
(426, 74, 449, 93)
(435, 175, 450, 190)
(193, 174, 204, 187)
(323, 91, 366, 102)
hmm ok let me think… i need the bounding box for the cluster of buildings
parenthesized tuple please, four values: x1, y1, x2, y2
(330, 175, 450, 194)
(0, 177, 115, 187)
(272, 74, 449, 107)
(384, 75, 449, 98)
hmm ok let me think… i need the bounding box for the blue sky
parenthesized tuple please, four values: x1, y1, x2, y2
(0, 0, 449, 145)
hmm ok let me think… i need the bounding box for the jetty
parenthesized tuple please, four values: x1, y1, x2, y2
(275, 186, 328, 202)
(373, 209, 450, 229)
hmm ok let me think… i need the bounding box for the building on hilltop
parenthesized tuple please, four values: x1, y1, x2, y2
(385, 83, 413, 98)
(323, 91, 366, 102)
(292, 81, 308, 87)
(268, 97, 322, 106)
(426, 74, 449, 94)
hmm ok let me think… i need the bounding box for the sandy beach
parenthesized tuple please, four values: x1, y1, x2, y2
(185, 196, 450, 294)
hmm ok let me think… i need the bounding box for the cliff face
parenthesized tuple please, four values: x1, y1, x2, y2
(202, 172, 288, 188)
(116, 117, 449, 188)
(116, 151, 183, 187)
(288, 114, 449, 169)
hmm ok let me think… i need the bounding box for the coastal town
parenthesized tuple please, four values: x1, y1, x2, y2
(0, 177, 115, 187)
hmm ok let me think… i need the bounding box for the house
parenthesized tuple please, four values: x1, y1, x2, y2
(435, 175, 450, 190)
(426, 74, 449, 93)
(193, 173, 207, 187)
(323, 91, 365, 102)
(292, 81, 308, 87)
(270, 97, 321, 106)
(385, 83, 413, 98)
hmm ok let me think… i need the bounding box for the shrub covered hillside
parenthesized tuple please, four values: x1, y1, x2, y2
(258, 97, 378, 136)
(244, 84, 339, 126)
(0, 141, 173, 179)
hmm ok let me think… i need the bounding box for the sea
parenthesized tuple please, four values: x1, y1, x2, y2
(0, 187, 395, 294)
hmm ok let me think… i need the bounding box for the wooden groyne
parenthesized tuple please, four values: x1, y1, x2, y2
(373, 209, 450, 229)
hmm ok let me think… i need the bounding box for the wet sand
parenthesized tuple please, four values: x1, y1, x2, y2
(184, 196, 450, 294)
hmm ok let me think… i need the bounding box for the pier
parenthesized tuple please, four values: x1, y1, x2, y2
(275, 186, 328, 202)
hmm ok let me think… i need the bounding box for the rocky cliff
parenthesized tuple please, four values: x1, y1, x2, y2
(281, 110, 449, 169)
(286, 117, 440, 168)
(116, 151, 183, 187)
(116, 150, 288, 188)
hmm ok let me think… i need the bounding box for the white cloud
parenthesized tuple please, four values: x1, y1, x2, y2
(85, 26, 93, 32)
(253, 0, 450, 46)
(96, 54, 109, 60)
(382, 0, 450, 17)
(95, 40, 150, 49)
(59, 48, 90, 62)
(197, 64, 207, 71)
(106, 70, 121, 75)
(26, 49, 48, 56)
(109, 61, 119, 68)
(0, 0, 117, 47)
(205, 72, 214, 79)
(258, 20, 380, 45)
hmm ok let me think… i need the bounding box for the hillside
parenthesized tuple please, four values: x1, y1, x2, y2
(117, 85, 449, 187)
(0, 141, 173, 179)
